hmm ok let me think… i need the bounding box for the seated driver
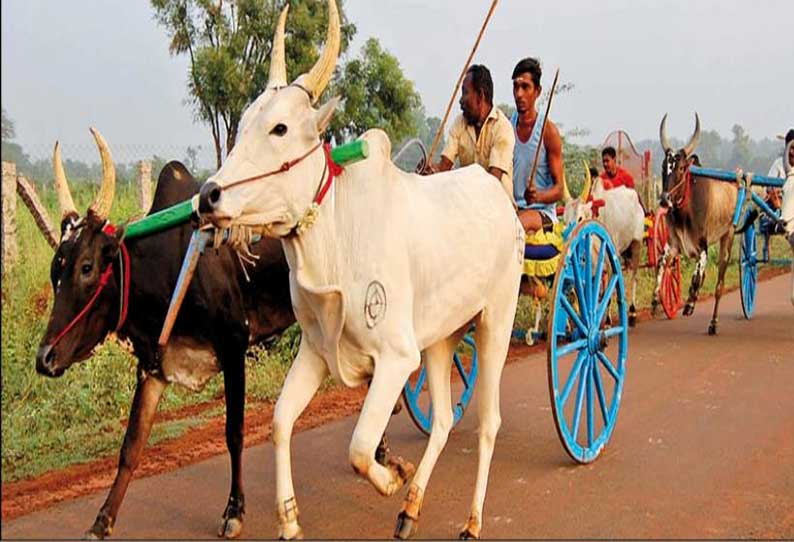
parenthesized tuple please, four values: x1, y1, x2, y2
(599, 146, 635, 190)
(510, 57, 565, 235)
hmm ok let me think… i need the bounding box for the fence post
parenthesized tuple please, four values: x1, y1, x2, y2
(2, 161, 19, 275)
(137, 160, 153, 213)
(16, 175, 58, 249)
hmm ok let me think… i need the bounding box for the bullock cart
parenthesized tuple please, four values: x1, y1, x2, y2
(688, 165, 789, 318)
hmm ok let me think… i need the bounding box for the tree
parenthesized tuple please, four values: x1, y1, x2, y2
(2, 108, 15, 141)
(184, 145, 201, 172)
(327, 38, 421, 145)
(151, 0, 356, 168)
(1, 108, 31, 169)
(729, 123, 752, 169)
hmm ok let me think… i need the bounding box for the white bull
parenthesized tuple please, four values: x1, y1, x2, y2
(197, 1, 523, 539)
(563, 167, 645, 325)
(781, 140, 794, 304)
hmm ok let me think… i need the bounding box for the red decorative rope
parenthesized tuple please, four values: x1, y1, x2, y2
(315, 143, 344, 205)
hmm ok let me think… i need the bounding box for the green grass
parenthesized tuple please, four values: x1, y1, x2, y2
(2, 178, 791, 482)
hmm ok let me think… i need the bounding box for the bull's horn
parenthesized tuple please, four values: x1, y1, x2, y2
(683, 112, 701, 157)
(659, 113, 671, 153)
(785, 140, 793, 177)
(52, 141, 77, 218)
(581, 161, 593, 201)
(300, 0, 340, 103)
(562, 171, 572, 203)
(267, 4, 289, 89)
(87, 127, 116, 219)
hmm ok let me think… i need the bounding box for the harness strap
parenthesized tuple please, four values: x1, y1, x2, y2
(668, 167, 692, 208)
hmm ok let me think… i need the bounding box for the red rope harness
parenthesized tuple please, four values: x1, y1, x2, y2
(50, 223, 130, 347)
(221, 141, 324, 192)
(667, 167, 692, 209)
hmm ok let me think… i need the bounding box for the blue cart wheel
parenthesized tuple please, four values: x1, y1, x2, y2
(547, 220, 628, 464)
(739, 223, 757, 319)
(402, 334, 478, 435)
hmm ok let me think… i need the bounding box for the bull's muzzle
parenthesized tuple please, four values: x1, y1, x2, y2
(36, 344, 64, 377)
(199, 181, 223, 214)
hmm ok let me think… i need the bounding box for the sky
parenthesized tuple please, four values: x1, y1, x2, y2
(2, 0, 792, 167)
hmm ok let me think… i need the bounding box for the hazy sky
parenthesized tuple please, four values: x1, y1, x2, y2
(2, 0, 792, 165)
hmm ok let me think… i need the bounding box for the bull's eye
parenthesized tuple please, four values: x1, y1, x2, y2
(81, 263, 93, 276)
(270, 123, 288, 136)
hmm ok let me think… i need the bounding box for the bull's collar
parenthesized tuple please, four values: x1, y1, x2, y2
(292, 143, 344, 236)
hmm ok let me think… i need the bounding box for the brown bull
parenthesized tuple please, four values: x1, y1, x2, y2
(652, 113, 738, 335)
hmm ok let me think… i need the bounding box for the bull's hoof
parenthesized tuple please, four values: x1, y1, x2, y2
(218, 517, 243, 539)
(388, 456, 416, 485)
(708, 322, 717, 336)
(84, 516, 112, 540)
(278, 522, 303, 540)
(629, 313, 637, 328)
(683, 304, 694, 317)
(459, 528, 480, 540)
(651, 300, 660, 318)
(459, 517, 481, 539)
(394, 511, 419, 539)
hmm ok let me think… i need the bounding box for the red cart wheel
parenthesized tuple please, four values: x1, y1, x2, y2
(660, 254, 682, 319)
(654, 208, 682, 319)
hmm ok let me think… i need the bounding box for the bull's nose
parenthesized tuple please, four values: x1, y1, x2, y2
(36, 344, 57, 376)
(199, 181, 223, 214)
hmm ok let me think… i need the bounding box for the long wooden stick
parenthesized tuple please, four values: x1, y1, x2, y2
(527, 68, 560, 191)
(427, 0, 500, 161)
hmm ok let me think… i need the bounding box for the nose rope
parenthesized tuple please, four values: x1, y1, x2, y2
(219, 141, 324, 192)
(667, 167, 692, 208)
(49, 223, 130, 348)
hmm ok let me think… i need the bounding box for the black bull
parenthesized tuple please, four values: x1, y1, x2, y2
(35, 162, 294, 539)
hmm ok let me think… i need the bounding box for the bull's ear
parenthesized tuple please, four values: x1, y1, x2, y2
(315, 96, 340, 134)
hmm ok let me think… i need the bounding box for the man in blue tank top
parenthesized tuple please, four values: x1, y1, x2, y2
(510, 57, 565, 235)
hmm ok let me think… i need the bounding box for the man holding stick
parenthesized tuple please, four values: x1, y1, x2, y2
(425, 64, 516, 203)
(511, 57, 565, 235)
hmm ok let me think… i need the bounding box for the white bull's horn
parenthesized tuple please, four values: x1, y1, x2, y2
(299, 0, 340, 103)
(267, 4, 289, 89)
(52, 141, 77, 218)
(581, 160, 593, 201)
(683, 112, 701, 157)
(87, 127, 116, 219)
(562, 171, 572, 203)
(659, 113, 671, 152)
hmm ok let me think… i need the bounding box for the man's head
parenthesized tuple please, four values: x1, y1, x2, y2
(512, 57, 542, 115)
(460, 64, 493, 126)
(602, 147, 618, 177)
(784, 129, 794, 168)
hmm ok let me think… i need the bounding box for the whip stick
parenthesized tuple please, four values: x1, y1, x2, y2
(527, 68, 560, 191)
(427, 0, 500, 161)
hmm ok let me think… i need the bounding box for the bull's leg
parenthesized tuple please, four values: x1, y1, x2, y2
(628, 241, 641, 327)
(683, 246, 708, 317)
(708, 233, 734, 335)
(349, 359, 418, 499)
(394, 334, 460, 539)
(218, 355, 246, 539)
(85, 374, 167, 539)
(272, 339, 329, 540)
(459, 317, 512, 540)
(651, 244, 671, 317)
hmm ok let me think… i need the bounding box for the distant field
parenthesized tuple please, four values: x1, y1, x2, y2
(1, 176, 790, 482)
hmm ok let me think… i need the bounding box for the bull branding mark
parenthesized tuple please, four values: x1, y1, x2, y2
(364, 280, 387, 329)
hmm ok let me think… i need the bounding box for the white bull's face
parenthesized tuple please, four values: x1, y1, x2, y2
(197, 0, 341, 236)
(200, 88, 339, 235)
(563, 198, 593, 225)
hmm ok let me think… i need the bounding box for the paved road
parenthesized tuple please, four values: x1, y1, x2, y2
(5, 274, 794, 540)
